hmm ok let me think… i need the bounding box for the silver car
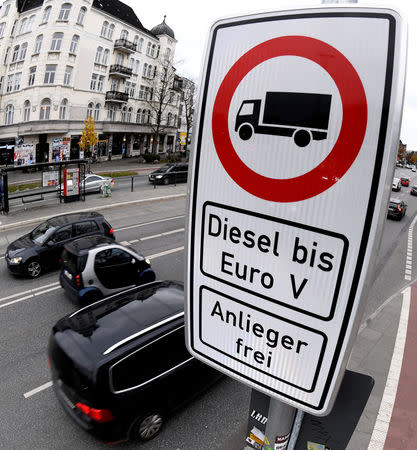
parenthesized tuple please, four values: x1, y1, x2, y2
(83, 174, 114, 193)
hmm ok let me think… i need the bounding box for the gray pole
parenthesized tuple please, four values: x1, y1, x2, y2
(264, 400, 297, 449)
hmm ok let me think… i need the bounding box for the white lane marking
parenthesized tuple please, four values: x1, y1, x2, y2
(141, 228, 185, 241)
(130, 239, 139, 244)
(120, 240, 131, 246)
(0, 282, 60, 304)
(368, 286, 411, 449)
(404, 215, 417, 281)
(0, 285, 61, 309)
(146, 246, 184, 260)
(24, 381, 53, 399)
(115, 215, 185, 232)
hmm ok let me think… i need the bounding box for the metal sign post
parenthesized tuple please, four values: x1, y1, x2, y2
(185, 4, 406, 438)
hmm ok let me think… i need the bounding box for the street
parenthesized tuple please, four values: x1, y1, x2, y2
(0, 167, 415, 449)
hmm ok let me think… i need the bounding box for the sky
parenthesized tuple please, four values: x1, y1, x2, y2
(125, 0, 417, 151)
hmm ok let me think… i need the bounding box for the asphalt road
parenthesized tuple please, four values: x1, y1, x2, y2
(0, 167, 415, 449)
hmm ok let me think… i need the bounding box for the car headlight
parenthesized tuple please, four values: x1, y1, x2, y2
(145, 258, 151, 265)
(10, 257, 22, 264)
(155, 175, 163, 179)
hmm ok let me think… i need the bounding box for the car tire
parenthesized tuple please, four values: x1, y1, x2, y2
(138, 270, 156, 286)
(163, 177, 170, 185)
(131, 413, 164, 441)
(25, 259, 42, 278)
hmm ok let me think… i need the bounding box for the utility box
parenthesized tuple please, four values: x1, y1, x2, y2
(63, 168, 80, 202)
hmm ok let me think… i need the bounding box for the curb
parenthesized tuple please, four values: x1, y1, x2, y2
(0, 193, 186, 232)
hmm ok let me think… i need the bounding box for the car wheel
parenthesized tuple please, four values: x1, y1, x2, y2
(131, 413, 163, 441)
(26, 259, 42, 278)
(163, 177, 170, 185)
(138, 270, 156, 286)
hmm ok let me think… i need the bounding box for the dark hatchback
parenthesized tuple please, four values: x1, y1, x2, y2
(6, 212, 114, 278)
(410, 185, 417, 196)
(48, 281, 221, 443)
(148, 163, 188, 185)
(387, 199, 407, 220)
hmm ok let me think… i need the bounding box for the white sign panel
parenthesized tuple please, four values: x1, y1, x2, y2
(185, 7, 406, 415)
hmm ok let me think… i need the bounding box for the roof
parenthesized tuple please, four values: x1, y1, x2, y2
(151, 16, 175, 39)
(48, 211, 102, 226)
(64, 235, 114, 255)
(92, 0, 153, 36)
(53, 281, 184, 367)
(18, 0, 44, 13)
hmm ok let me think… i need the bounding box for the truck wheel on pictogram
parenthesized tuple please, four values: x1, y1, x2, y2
(238, 124, 254, 141)
(293, 129, 311, 147)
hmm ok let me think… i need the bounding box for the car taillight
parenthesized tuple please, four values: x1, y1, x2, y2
(75, 402, 114, 423)
(75, 274, 82, 287)
(398, 205, 402, 212)
(109, 228, 114, 236)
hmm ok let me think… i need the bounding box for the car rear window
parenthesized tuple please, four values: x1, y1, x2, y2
(62, 250, 88, 273)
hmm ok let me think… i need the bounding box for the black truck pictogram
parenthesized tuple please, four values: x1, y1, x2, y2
(235, 91, 332, 147)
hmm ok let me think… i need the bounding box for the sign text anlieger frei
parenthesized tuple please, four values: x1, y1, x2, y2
(185, 7, 406, 415)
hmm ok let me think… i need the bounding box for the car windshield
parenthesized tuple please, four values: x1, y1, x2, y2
(154, 164, 173, 173)
(30, 221, 57, 244)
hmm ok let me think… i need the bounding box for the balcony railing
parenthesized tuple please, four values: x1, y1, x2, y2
(105, 91, 128, 102)
(109, 64, 133, 78)
(114, 38, 137, 53)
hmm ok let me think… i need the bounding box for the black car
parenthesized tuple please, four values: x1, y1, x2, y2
(148, 163, 188, 185)
(410, 185, 417, 196)
(387, 198, 407, 220)
(60, 235, 155, 305)
(6, 212, 114, 278)
(48, 281, 221, 443)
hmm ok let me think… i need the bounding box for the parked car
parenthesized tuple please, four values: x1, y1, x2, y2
(57, 174, 114, 195)
(148, 163, 188, 185)
(60, 235, 155, 305)
(48, 281, 221, 443)
(412, 167, 417, 172)
(392, 177, 401, 191)
(387, 198, 407, 220)
(5, 212, 114, 278)
(401, 177, 410, 186)
(411, 185, 417, 196)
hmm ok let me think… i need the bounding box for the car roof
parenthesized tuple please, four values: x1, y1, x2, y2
(53, 281, 184, 365)
(390, 198, 401, 203)
(47, 211, 102, 226)
(64, 235, 115, 255)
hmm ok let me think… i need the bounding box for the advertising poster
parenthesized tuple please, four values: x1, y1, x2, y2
(52, 138, 63, 162)
(14, 143, 35, 166)
(42, 171, 60, 187)
(62, 137, 70, 160)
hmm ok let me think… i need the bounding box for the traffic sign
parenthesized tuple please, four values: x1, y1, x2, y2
(185, 7, 406, 415)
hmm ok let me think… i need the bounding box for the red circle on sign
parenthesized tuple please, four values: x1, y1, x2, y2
(212, 36, 368, 202)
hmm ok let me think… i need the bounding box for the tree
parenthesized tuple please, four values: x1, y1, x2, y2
(142, 56, 179, 154)
(78, 116, 98, 157)
(181, 77, 196, 155)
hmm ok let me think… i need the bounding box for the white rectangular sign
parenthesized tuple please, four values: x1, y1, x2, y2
(185, 6, 406, 415)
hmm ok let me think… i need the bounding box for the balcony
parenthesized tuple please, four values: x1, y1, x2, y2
(114, 38, 137, 53)
(109, 64, 133, 78)
(105, 91, 128, 103)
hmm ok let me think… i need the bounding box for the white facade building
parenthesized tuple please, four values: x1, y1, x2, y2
(0, 0, 182, 164)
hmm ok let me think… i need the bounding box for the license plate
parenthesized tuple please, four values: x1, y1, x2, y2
(64, 269, 72, 280)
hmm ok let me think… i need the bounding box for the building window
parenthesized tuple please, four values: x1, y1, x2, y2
(95, 46, 102, 63)
(41, 6, 52, 24)
(5, 104, 13, 125)
(136, 109, 141, 123)
(138, 38, 143, 52)
(146, 42, 151, 55)
(23, 100, 31, 122)
(142, 63, 147, 77)
(44, 64, 57, 84)
(34, 34, 43, 54)
(59, 99, 68, 119)
(97, 75, 104, 92)
(127, 107, 132, 122)
(94, 103, 100, 121)
(3, 4, 10, 17)
(110, 78, 119, 91)
(121, 106, 126, 122)
(120, 29, 128, 40)
(102, 49, 109, 65)
(58, 3, 72, 21)
(134, 59, 140, 75)
(28, 66, 36, 86)
(147, 65, 153, 78)
(6, 74, 13, 92)
(14, 72, 21, 90)
(108, 24, 114, 39)
(27, 15, 35, 32)
(165, 48, 171, 61)
(69, 35, 79, 54)
(150, 44, 156, 57)
(19, 18, 27, 34)
(107, 105, 115, 121)
(87, 102, 93, 118)
(115, 52, 123, 65)
(0, 22, 6, 38)
(64, 66, 72, 85)
(0, 76, 3, 92)
(90, 73, 97, 91)
(167, 112, 172, 126)
(77, 6, 86, 25)
(10, 19, 17, 36)
(39, 98, 51, 120)
(50, 32, 63, 51)
(101, 21, 108, 37)
(19, 42, 28, 61)
(128, 57, 134, 69)
(141, 109, 146, 123)
(130, 83, 136, 98)
(12, 45, 19, 62)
